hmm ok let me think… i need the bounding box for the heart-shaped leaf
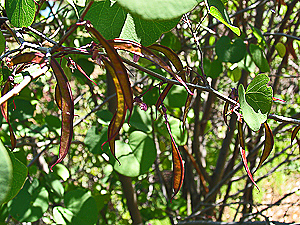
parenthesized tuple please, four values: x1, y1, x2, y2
(216, 36, 246, 63)
(113, 132, 156, 177)
(238, 74, 273, 131)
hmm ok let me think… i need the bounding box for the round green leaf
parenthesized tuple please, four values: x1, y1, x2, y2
(5, 0, 35, 28)
(113, 132, 156, 177)
(216, 37, 246, 63)
(275, 42, 286, 58)
(0, 140, 13, 205)
(249, 43, 270, 72)
(3, 150, 27, 204)
(238, 74, 273, 131)
(8, 179, 49, 222)
(116, 0, 201, 20)
(0, 31, 6, 55)
(64, 189, 98, 225)
(204, 58, 223, 79)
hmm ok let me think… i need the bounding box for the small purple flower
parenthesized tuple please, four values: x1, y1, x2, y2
(133, 54, 140, 62)
(134, 96, 148, 111)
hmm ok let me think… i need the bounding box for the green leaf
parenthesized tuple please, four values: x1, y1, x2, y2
(203, 58, 223, 79)
(169, 117, 188, 146)
(249, 44, 270, 72)
(238, 74, 273, 131)
(63, 189, 98, 225)
(96, 110, 113, 125)
(8, 179, 49, 222)
(129, 107, 152, 133)
(275, 42, 286, 58)
(238, 53, 256, 73)
(52, 164, 70, 182)
(45, 115, 61, 129)
(0, 140, 13, 205)
(113, 132, 156, 177)
(165, 85, 188, 108)
(208, 0, 240, 36)
(250, 25, 267, 46)
(10, 99, 34, 121)
(85, 0, 180, 46)
(44, 173, 64, 199)
(228, 66, 241, 82)
(5, 0, 35, 27)
(0, 31, 6, 55)
(116, 0, 201, 20)
(3, 150, 27, 204)
(53, 206, 73, 225)
(216, 37, 246, 63)
(84, 126, 109, 155)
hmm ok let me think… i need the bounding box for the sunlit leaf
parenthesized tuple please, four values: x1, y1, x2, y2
(50, 58, 74, 170)
(113, 132, 156, 177)
(86, 0, 180, 46)
(256, 122, 274, 170)
(275, 42, 286, 58)
(238, 74, 273, 131)
(116, 0, 201, 20)
(208, 0, 240, 36)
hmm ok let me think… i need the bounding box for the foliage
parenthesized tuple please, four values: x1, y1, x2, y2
(0, 0, 300, 224)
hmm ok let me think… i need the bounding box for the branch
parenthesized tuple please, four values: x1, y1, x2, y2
(0, 66, 49, 106)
